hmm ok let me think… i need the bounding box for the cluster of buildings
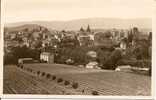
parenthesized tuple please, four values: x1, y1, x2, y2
(4, 24, 152, 64)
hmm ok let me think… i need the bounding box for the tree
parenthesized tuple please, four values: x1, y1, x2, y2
(4, 53, 17, 65)
(42, 28, 49, 33)
(102, 49, 122, 69)
(34, 40, 42, 49)
(23, 28, 28, 32)
(148, 32, 152, 40)
(133, 42, 149, 60)
(11, 46, 30, 58)
(104, 31, 112, 38)
(127, 30, 133, 43)
(148, 32, 152, 46)
(96, 48, 111, 65)
(132, 27, 139, 40)
(133, 27, 139, 34)
(9, 45, 41, 64)
(61, 30, 66, 33)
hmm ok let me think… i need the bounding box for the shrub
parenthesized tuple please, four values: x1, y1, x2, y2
(52, 75, 56, 80)
(21, 65, 23, 69)
(92, 91, 99, 95)
(64, 80, 70, 85)
(72, 82, 79, 89)
(57, 78, 63, 83)
(137, 60, 151, 68)
(102, 49, 122, 70)
(17, 64, 20, 67)
(46, 73, 51, 79)
(30, 69, 32, 72)
(37, 71, 40, 75)
(4, 53, 17, 65)
(27, 68, 30, 71)
(117, 59, 151, 68)
(41, 72, 45, 76)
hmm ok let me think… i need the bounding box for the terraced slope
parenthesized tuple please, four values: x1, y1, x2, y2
(3, 64, 151, 95)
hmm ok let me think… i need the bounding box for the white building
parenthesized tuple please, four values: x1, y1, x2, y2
(120, 42, 127, 50)
(88, 34, 94, 40)
(120, 38, 127, 50)
(40, 52, 54, 63)
(86, 51, 97, 58)
(86, 61, 99, 69)
(18, 58, 33, 64)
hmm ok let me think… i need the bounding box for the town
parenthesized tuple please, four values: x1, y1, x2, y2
(3, 24, 152, 95)
(2, 0, 153, 97)
(4, 24, 152, 70)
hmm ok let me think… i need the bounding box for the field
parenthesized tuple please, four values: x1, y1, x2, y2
(3, 63, 151, 95)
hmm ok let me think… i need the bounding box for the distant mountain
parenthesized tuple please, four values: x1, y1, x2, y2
(5, 18, 152, 31)
(4, 24, 49, 33)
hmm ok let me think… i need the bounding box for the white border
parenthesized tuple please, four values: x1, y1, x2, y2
(0, 0, 156, 99)
(152, 0, 156, 99)
(0, 0, 4, 97)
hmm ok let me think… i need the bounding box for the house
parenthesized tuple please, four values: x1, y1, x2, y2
(60, 36, 78, 47)
(32, 32, 41, 40)
(18, 58, 33, 64)
(111, 29, 119, 37)
(77, 35, 93, 46)
(86, 51, 97, 62)
(64, 31, 76, 39)
(115, 65, 131, 72)
(132, 34, 148, 46)
(94, 32, 114, 48)
(77, 30, 94, 46)
(40, 52, 54, 63)
(5, 40, 19, 48)
(22, 37, 30, 47)
(120, 38, 127, 50)
(88, 34, 94, 40)
(86, 61, 99, 69)
(10, 33, 17, 40)
(42, 40, 50, 47)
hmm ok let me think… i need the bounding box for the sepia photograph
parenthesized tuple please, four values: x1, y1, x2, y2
(2, 0, 154, 97)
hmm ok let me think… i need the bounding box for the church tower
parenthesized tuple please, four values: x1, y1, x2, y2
(86, 24, 91, 32)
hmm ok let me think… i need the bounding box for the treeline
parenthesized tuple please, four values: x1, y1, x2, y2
(55, 46, 121, 69)
(55, 43, 151, 70)
(4, 46, 41, 65)
(4, 41, 151, 71)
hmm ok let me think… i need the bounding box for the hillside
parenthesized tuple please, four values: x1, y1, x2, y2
(4, 64, 151, 95)
(4, 24, 50, 33)
(5, 18, 152, 31)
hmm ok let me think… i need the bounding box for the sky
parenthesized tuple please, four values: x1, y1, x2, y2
(3, 0, 155, 23)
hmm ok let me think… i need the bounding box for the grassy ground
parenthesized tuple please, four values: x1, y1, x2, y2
(3, 64, 151, 95)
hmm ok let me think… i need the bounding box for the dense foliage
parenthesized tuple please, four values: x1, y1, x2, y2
(102, 49, 122, 69)
(4, 46, 41, 65)
(55, 46, 114, 66)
